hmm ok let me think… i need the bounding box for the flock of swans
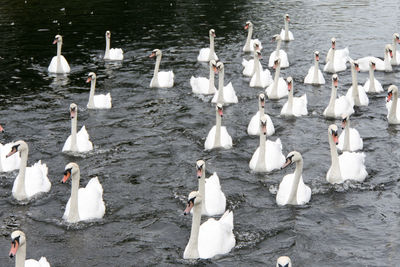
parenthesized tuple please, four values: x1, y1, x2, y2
(5, 12, 400, 266)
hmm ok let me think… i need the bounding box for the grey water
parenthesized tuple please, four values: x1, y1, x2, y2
(0, 0, 400, 266)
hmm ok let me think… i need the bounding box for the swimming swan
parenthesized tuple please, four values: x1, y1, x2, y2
(48, 34, 70, 74)
(363, 61, 383, 93)
(266, 58, 288, 99)
(386, 85, 400, 124)
(269, 34, 289, 68)
(337, 114, 363, 152)
(279, 14, 294, 41)
(197, 29, 218, 62)
(346, 60, 368, 106)
(304, 51, 325, 85)
(243, 21, 263, 52)
(190, 60, 217, 95)
(323, 74, 354, 118)
(247, 93, 275, 136)
(204, 104, 233, 150)
(149, 49, 174, 88)
(86, 72, 112, 109)
(104, 31, 123, 60)
(280, 77, 308, 117)
(211, 62, 238, 105)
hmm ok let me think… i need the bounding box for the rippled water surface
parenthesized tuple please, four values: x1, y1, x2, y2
(0, 0, 400, 266)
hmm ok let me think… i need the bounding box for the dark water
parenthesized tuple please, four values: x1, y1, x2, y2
(0, 0, 400, 266)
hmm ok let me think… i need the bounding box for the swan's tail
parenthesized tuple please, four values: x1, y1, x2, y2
(38, 257, 51, 267)
(219, 210, 234, 229)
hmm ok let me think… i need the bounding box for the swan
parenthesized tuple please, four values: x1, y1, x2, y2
(268, 34, 289, 68)
(304, 51, 325, 85)
(247, 93, 275, 136)
(103, 31, 123, 60)
(190, 60, 217, 95)
(243, 21, 263, 52)
(242, 41, 263, 77)
(337, 114, 363, 152)
(62, 103, 94, 153)
(86, 72, 112, 109)
(6, 140, 51, 201)
(48, 35, 70, 74)
(276, 151, 311, 206)
(363, 61, 383, 93)
(266, 58, 288, 99)
(211, 62, 238, 105)
(323, 38, 348, 73)
(249, 50, 273, 88)
(279, 14, 294, 41)
(280, 77, 308, 117)
(386, 85, 400, 124)
(0, 125, 21, 172)
(9, 230, 51, 267)
(183, 191, 235, 259)
(326, 124, 367, 184)
(249, 115, 285, 172)
(277, 256, 292, 267)
(195, 160, 226, 216)
(149, 49, 174, 88)
(346, 60, 369, 106)
(62, 162, 106, 223)
(323, 74, 354, 118)
(356, 44, 393, 72)
(391, 33, 400, 65)
(197, 29, 218, 62)
(204, 104, 233, 150)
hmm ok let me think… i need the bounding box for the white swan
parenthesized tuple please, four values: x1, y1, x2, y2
(62, 103, 93, 153)
(0, 125, 21, 172)
(249, 50, 273, 88)
(243, 21, 263, 52)
(326, 125, 367, 184)
(277, 256, 292, 267)
(356, 44, 393, 72)
(304, 51, 325, 85)
(266, 58, 288, 99)
(190, 60, 217, 95)
(276, 151, 311, 206)
(386, 85, 400, 124)
(323, 74, 354, 118)
(242, 41, 263, 77)
(247, 93, 275, 136)
(195, 160, 226, 216)
(269, 34, 289, 68)
(48, 35, 70, 74)
(363, 61, 383, 93)
(86, 72, 112, 109)
(279, 14, 294, 41)
(249, 115, 285, 172)
(211, 62, 238, 105)
(183, 191, 235, 259)
(391, 33, 400, 65)
(346, 61, 369, 106)
(149, 49, 174, 88)
(205, 104, 233, 150)
(6, 140, 51, 201)
(281, 77, 308, 117)
(323, 38, 348, 73)
(62, 162, 106, 223)
(103, 31, 123, 60)
(197, 29, 218, 62)
(337, 114, 363, 152)
(9, 230, 51, 267)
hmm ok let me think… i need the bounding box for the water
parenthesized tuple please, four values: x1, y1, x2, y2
(0, 0, 400, 266)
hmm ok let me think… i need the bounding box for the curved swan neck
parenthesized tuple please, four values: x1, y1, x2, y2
(105, 37, 110, 58)
(15, 148, 28, 200)
(15, 241, 26, 267)
(351, 64, 360, 104)
(88, 78, 96, 108)
(208, 64, 215, 94)
(287, 159, 303, 204)
(384, 49, 393, 71)
(392, 39, 398, 64)
(343, 119, 351, 151)
(57, 40, 62, 57)
(198, 171, 205, 213)
(245, 25, 253, 51)
(368, 66, 376, 92)
(326, 83, 337, 116)
(284, 19, 289, 40)
(153, 54, 161, 86)
(186, 201, 201, 259)
(313, 58, 319, 84)
(209, 35, 215, 61)
(389, 90, 398, 122)
(217, 69, 224, 104)
(328, 131, 342, 182)
(276, 38, 282, 53)
(287, 86, 294, 114)
(68, 170, 81, 223)
(257, 130, 266, 170)
(254, 53, 261, 83)
(71, 113, 78, 152)
(215, 110, 221, 147)
(272, 63, 281, 96)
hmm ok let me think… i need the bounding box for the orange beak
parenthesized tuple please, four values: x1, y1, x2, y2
(261, 100, 265, 108)
(288, 82, 292, 91)
(149, 52, 156, 58)
(355, 65, 360, 72)
(196, 169, 202, 178)
(213, 66, 218, 73)
(53, 39, 57, 44)
(218, 108, 223, 117)
(62, 171, 71, 183)
(6, 147, 17, 158)
(333, 134, 338, 145)
(183, 201, 194, 215)
(387, 92, 393, 102)
(316, 55, 319, 61)
(86, 77, 92, 83)
(333, 79, 338, 87)
(9, 240, 19, 258)
(0, 124, 4, 133)
(389, 51, 393, 58)
(273, 62, 277, 70)
(262, 124, 267, 135)
(70, 109, 76, 119)
(244, 24, 249, 30)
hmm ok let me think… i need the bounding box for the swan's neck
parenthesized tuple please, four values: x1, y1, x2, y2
(15, 149, 28, 200)
(56, 41, 62, 72)
(185, 202, 201, 259)
(198, 173, 205, 214)
(256, 131, 266, 170)
(326, 84, 337, 116)
(276, 38, 282, 53)
(152, 54, 161, 87)
(284, 20, 289, 40)
(343, 120, 351, 151)
(271, 64, 281, 97)
(208, 64, 215, 94)
(68, 171, 81, 223)
(328, 133, 342, 182)
(368, 67, 376, 92)
(254, 54, 261, 84)
(287, 87, 294, 115)
(217, 69, 224, 104)
(245, 26, 253, 51)
(71, 115, 78, 152)
(105, 37, 110, 58)
(15, 242, 26, 267)
(287, 159, 303, 205)
(392, 39, 398, 64)
(88, 79, 96, 108)
(209, 35, 215, 61)
(351, 65, 360, 105)
(214, 111, 221, 148)
(384, 50, 393, 71)
(389, 90, 398, 122)
(312, 59, 319, 84)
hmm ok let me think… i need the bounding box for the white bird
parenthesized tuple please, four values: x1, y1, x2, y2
(6, 140, 51, 201)
(86, 72, 112, 109)
(62, 162, 106, 223)
(0, 125, 20, 172)
(363, 61, 383, 93)
(391, 33, 400, 65)
(211, 62, 238, 105)
(247, 93, 275, 136)
(346, 60, 369, 106)
(304, 51, 325, 85)
(356, 44, 393, 72)
(242, 41, 263, 77)
(48, 35, 70, 74)
(249, 50, 272, 88)
(326, 125, 367, 184)
(190, 60, 217, 95)
(276, 151, 311, 206)
(103, 31, 123, 60)
(323, 38, 348, 73)
(281, 77, 308, 117)
(149, 49, 174, 88)
(386, 85, 400, 124)
(9, 230, 51, 267)
(266, 58, 288, 99)
(276, 256, 292, 267)
(62, 103, 93, 153)
(183, 191, 235, 259)
(337, 114, 363, 152)
(269, 34, 289, 68)
(197, 29, 218, 62)
(279, 14, 294, 41)
(205, 104, 233, 150)
(243, 21, 263, 52)
(249, 115, 285, 172)
(323, 74, 354, 118)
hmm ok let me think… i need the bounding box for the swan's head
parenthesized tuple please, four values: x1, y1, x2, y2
(9, 230, 26, 258)
(149, 49, 161, 58)
(216, 103, 223, 117)
(387, 85, 398, 102)
(210, 60, 218, 73)
(272, 34, 281, 42)
(353, 61, 360, 72)
(394, 33, 400, 43)
(314, 51, 320, 61)
(69, 103, 77, 119)
(282, 151, 302, 169)
(253, 40, 261, 51)
(286, 77, 293, 91)
(332, 74, 338, 87)
(86, 72, 96, 83)
(6, 140, 27, 158)
(183, 191, 201, 215)
(385, 44, 393, 58)
(244, 21, 252, 30)
(209, 29, 216, 38)
(216, 61, 224, 72)
(259, 93, 265, 108)
(369, 60, 376, 70)
(276, 256, 292, 267)
(196, 160, 205, 179)
(328, 124, 339, 145)
(341, 114, 349, 129)
(256, 50, 262, 60)
(260, 115, 267, 136)
(331, 38, 336, 49)
(273, 58, 281, 69)
(53, 34, 62, 45)
(284, 14, 290, 22)
(106, 30, 111, 39)
(62, 162, 80, 183)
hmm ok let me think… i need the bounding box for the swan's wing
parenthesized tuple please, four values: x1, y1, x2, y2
(304, 66, 314, 84)
(25, 161, 51, 198)
(278, 50, 290, 67)
(265, 139, 286, 171)
(93, 93, 112, 109)
(109, 48, 124, 60)
(77, 126, 94, 152)
(197, 48, 211, 62)
(223, 82, 238, 103)
(47, 56, 58, 73)
(261, 70, 273, 87)
(339, 152, 367, 182)
(297, 178, 311, 205)
(277, 78, 289, 98)
(293, 95, 308, 116)
(349, 128, 363, 150)
(247, 111, 260, 135)
(205, 172, 226, 215)
(268, 51, 278, 67)
(276, 173, 294, 206)
(38, 257, 51, 267)
(60, 55, 71, 73)
(78, 177, 105, 221)
(158, 71, 174, 88)
(280, 101, 289, 115)
(373, 78, 383, 92)
(204, 126, 216, 150)
(249, 147, 260, 170)
(266, 114, 275, 136)
(62, 135, 72, 152)
(191, 76, 214, 94)
(220, 126, 233, 149)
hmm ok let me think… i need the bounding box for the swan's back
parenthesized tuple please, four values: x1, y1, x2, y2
(337, 128, 363, 151)
(269, 50, 289, 68)
(204, 173, 226, 216)
(25, 257, 51, 267)
(276, 173, 311, 206)
(14, 160, 51, 199)
(280, 29, 294, 40)
(78, 177, 105, 221)
(339, 151, 367, 182)
(76, 126, 94, 152)
(108, 48, 124, 60)
(157, 71, 174, 88)
(247, 112, 275, 136)
(197, 48, 218, 62)
(93, 93, 112, 109)
(48, 55, 70, 74)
